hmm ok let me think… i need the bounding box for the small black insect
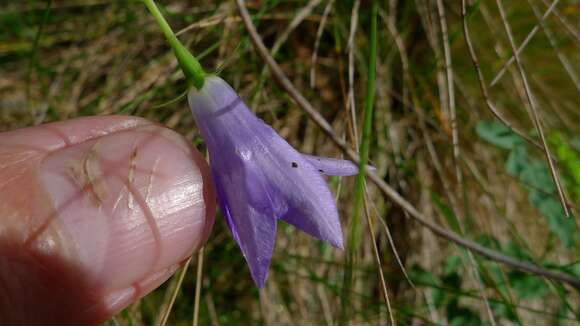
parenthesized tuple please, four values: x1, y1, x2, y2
(291, 162, 298, 168)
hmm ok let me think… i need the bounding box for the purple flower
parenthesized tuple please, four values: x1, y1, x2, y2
(188, 76, 358, 287)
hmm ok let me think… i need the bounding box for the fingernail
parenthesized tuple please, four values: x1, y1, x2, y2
(102, 263, 180, 314)
(38, 124, 215, 294)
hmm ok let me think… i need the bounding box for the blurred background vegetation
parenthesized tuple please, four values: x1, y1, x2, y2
(1, 0, 579, 325)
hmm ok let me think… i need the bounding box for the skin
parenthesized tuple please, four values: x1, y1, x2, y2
(0, 116, 216, 325)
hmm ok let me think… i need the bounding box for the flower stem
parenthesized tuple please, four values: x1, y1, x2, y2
(342, 0, 379, 322)
(142, 0, 205, 89)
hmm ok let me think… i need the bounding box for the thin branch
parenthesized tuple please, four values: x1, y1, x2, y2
(538, 0, 580, 43)
(358, 1, 395, 322)
(159, 256, 193, 326)
(428, 12, 495, 320)
(347, 0, 361, 150)
(363, 191, 396, 325)
(363, 9, 417, 290)
(373, 201, 416, 289)
(235, 0, 580, 288)
(388, 9, 531, 320)
(253, 0, 322, 109)
(192, 247, 205, 326)
(460, 1, 556, 158)
(490, 0, 560, 87)
(527, 0, 580, 92)
(416, 0, 447, 124)
(435, 0, 462, 186)
(495, 0, 571, 218)
(410, 77, 496, 324)
(310, 0, 335, 88)
(177, 13, 328, 36)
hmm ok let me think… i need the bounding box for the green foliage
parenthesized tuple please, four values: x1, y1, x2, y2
(495, 242, 548, 300)
(410, 257, 483, 325)
(476, 121, 525, 150)
(431, 192, 461, 233)
(549, 133, 580, 202)
(342, 0, 379, 321)
(477, 121, 578, 247)
(421, 235, 577, 323)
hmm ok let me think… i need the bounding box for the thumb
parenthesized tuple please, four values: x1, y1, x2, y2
(0, 116, 215, 325)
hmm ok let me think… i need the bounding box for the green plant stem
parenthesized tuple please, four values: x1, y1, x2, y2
(27, 0, 53, 98)
(341, 0, 379, 323)
(351, 0, 378, 259)
(142, 0, 205, 89)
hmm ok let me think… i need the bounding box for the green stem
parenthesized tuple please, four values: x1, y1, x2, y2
(142, 0, 205, 89)
(352, 0, 378, 255)
(341, 0, 379, 323)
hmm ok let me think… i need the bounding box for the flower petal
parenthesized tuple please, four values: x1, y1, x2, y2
(257, 141, 344, 249)
(189, 77, 344, 248)
(302, 155, 360, 176)
(188, 76, 346, 286)
(211, 158, 277, 288)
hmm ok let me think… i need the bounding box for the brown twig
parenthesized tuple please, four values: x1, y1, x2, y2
(159, 256, 193, 326)
(192, 247, 205, 326)
(526, 0, 580, 92)
(538, 0, 580, 44)
(423, 8, 497, 319)
(235, 0, 580, 288)
(435, 0, 462, 187)
(252, 0, 321, 110)
(346, 0, 361, 151)
(363, 189, 395, 325)
(310, 0, 335, 88)
(494, 0, 571, 218)
(460, 1, 558, 160)
(490, 0, 560, 86)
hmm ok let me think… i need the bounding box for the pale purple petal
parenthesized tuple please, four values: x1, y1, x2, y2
(256, 138, 344, 248)
(302, 154, 359, 176)
(211, 160, 276, 288)
(188, 76, 346, 286)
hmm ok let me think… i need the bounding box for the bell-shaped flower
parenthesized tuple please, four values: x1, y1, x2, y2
(188, 76, 359, 287)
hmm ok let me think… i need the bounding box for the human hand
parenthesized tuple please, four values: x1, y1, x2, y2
(0, 116, 215, 325)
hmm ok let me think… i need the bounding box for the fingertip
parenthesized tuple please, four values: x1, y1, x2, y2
(1, 116, 217, 320)
(38, 122, 214, 287)
(0, 115, 217, 323)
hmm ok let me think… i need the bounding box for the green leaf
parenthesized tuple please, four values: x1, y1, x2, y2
(448, 307, 482, 326)
(502, 241, 533, 261)
(538, 199, 575, 247)
(490, 300, 518, 322)
(466, 0, 482, 20)
(409, 265, 439, 286)
(431, 192, 461, 233)
(520, 161, 555, 192)
(509, 272, 548, 299)
(549, 132, 580, 202)
(528, 189, 548, 207)
(432, 290, 446, 309)
(444, 255, 462, 276)
(475, 235, 501, 249)
(476, 121, 524, 150)
(505, 145, 528, 176)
